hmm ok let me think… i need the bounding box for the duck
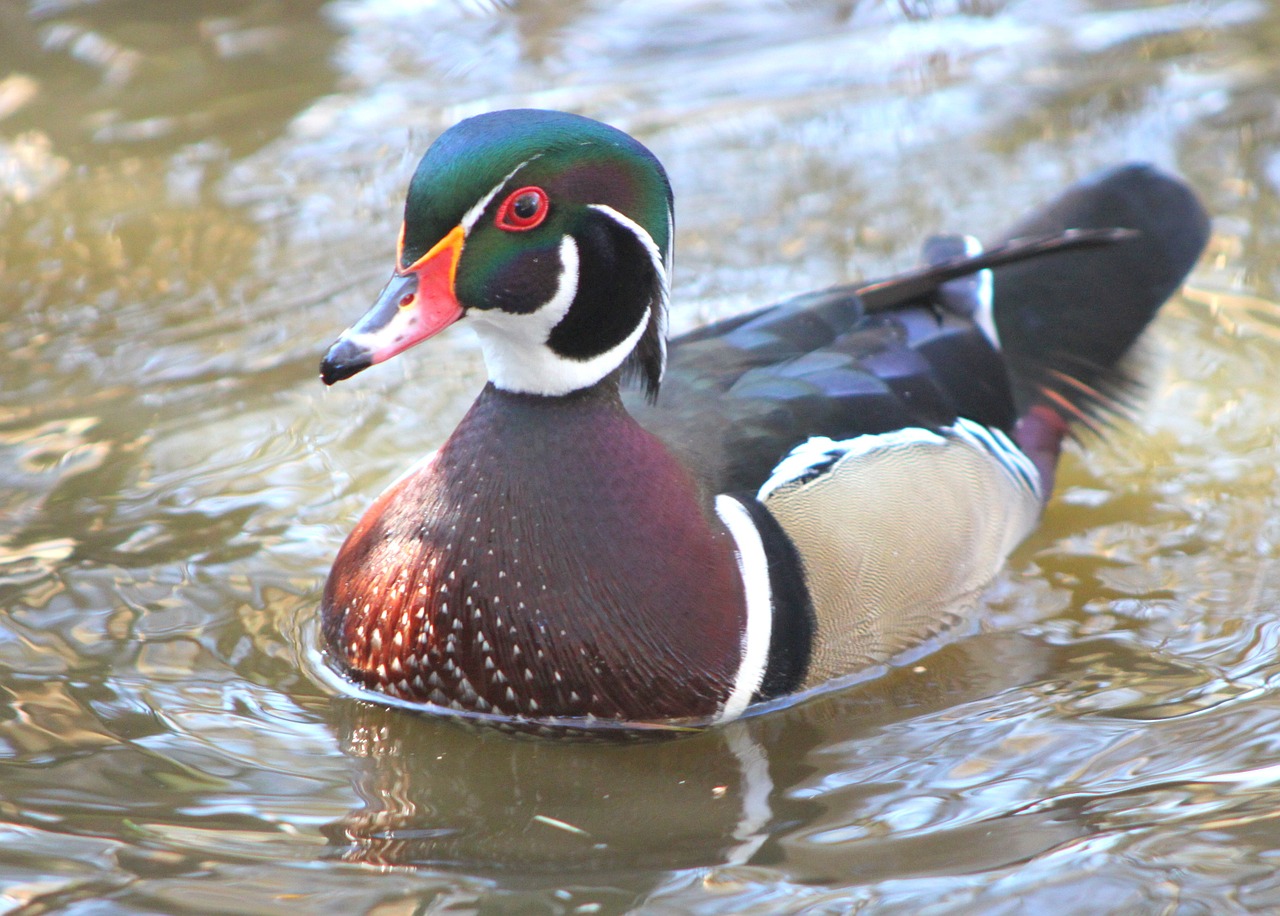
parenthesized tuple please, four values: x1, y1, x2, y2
(318, 109, 1209, 731)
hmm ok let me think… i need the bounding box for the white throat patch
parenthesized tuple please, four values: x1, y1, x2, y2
(468, 235, 652, 396)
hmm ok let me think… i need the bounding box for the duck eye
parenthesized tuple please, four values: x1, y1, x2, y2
(495, 186, 549, 231)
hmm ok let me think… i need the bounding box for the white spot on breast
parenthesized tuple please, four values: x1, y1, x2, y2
(458, 676, 478, 702)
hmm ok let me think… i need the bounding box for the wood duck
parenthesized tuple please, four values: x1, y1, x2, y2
(318, 109, 1208, 731)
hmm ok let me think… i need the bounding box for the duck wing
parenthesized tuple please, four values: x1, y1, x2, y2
(629, 164, 1209, 496)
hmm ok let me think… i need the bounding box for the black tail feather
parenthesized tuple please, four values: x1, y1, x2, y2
(990, 163, 1210, 424)
(856, 228, 1134, 314)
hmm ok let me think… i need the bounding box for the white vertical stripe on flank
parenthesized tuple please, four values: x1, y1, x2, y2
(714, 494, 773, 722)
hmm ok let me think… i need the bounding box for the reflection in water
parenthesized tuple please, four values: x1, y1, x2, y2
(323, 632, 1060, 877)
(327, 707, 771, 875)
(2, 0, 1280, 912)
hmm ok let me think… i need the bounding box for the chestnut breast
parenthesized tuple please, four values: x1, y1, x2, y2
(321, 382, 749, 722)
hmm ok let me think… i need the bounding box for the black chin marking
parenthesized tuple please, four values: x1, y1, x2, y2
(549, 209, 664, 399)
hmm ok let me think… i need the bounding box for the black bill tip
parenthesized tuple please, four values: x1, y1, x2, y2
(320, 337, 374, 386)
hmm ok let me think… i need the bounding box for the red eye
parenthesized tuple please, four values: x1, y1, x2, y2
(495, 186, 549, 231)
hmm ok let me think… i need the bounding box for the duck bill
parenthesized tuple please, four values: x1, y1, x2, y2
(320, 226, 465, 385)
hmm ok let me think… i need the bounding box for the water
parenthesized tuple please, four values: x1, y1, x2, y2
(2, 0, 1280, 912)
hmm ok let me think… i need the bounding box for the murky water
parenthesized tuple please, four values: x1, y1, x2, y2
(3, 0, 1280, 912)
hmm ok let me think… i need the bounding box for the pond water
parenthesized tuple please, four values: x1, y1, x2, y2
(3, 0, 1280, 912)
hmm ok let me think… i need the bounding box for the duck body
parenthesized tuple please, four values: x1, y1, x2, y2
(319, 110, 1209, 730)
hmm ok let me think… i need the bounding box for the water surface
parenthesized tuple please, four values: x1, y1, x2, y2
(3, 0, 1280, 912)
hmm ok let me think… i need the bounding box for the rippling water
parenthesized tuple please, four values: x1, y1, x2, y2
(2, 0, 1280, 912)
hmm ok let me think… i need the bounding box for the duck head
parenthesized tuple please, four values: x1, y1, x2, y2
(321, 109, 673, 401)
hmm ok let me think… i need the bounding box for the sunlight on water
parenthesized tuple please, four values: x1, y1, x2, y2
(2, 0, 1280, 912)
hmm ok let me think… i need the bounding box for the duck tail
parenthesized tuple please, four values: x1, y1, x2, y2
(990, 164, 1209, 492)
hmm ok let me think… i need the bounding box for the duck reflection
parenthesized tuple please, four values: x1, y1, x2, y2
(321, 630, 1064, 875)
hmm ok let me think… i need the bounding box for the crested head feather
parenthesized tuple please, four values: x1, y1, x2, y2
(402, 109, 675, 399)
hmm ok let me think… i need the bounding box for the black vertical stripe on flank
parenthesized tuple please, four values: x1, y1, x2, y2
(731, 493, 814, 701)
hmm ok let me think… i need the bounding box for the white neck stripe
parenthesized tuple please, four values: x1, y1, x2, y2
(714, 494, 773, 722)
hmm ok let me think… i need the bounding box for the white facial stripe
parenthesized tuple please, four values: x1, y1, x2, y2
(460, 155, 543, 233)
(467, 236, 653, 396)
(665, 209, 675, 273)
(470, 234, 579, 352)
(662, 208, 674, 370)
(714, 494, 773, 723)
(589, 203, 670, 379)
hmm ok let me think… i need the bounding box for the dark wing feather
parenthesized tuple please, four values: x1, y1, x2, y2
(629, 163, 1208, 496)
(629, 286, 1010, 494)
